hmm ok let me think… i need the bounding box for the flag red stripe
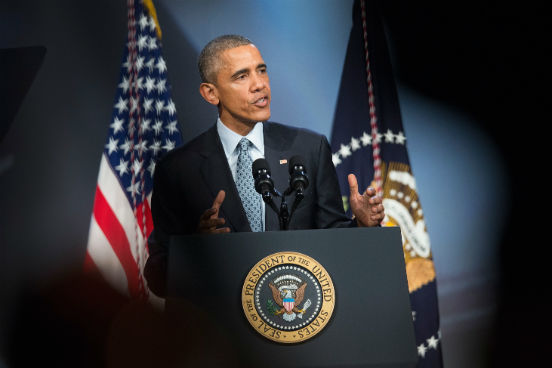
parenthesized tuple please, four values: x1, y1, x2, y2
(93, 185, 141, 297)
(134, 200, 153, 239)
(144, 201, 153, 238)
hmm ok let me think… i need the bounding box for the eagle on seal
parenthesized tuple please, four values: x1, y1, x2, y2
(269, 281, 307, 315)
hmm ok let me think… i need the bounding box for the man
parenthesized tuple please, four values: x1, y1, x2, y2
(144, 35, 384, 297)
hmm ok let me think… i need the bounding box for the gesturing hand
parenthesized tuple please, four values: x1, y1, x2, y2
(348, 174, 385, 227)
(197, 190, 231, 234)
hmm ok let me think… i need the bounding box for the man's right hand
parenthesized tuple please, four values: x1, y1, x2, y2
(197, 190, 231, 234)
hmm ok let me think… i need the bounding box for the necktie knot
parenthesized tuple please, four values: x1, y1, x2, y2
(238, 137, 251, 153)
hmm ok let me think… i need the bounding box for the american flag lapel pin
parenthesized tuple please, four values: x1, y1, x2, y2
(280, 159, 287, 164)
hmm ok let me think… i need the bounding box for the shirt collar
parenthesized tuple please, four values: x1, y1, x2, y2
(217, 117, 264, 157)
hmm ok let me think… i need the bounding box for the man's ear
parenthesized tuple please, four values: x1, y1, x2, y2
(199, 83, 219, 106)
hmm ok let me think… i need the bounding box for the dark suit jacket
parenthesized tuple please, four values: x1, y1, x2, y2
(145, 122, 353, 296)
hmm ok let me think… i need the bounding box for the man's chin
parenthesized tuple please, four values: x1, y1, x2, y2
(242, 113, 270, 125)
(255, 110, 271, 123)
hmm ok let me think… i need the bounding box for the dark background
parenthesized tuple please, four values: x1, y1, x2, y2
(383, 3, 547, 365)
(0, 0, 546, 366)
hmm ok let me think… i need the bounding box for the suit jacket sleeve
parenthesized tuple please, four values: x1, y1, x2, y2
(144, 155, 193, 297)
(313, 135, 356, 229)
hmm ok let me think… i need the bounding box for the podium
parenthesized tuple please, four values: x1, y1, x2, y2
(166, 227, 417, 368)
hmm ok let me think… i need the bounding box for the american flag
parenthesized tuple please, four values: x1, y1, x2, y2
(85, 0, 182, 300)
(330, 1, 443, 367)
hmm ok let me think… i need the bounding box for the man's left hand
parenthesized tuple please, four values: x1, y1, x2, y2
(348, 174, 385, 227)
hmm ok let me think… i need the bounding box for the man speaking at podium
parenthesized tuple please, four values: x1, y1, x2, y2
(144, 35, 385, 297)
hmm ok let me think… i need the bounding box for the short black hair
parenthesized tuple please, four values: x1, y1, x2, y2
(197, 34, 253, 84)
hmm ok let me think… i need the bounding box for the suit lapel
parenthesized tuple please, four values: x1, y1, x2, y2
(199, 126, 251, 232)
(263, 123, 292, 231)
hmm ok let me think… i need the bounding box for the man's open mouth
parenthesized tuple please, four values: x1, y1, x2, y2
(252, 96, 269, 107)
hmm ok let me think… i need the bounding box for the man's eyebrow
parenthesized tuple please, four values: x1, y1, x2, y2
(231, 68, 249, 79)
(231, 64, 267, 79)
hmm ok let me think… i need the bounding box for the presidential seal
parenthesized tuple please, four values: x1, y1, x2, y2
(241, 252, 335, 343)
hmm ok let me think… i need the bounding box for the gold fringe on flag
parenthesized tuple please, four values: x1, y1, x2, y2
(142, 0, 162, 39)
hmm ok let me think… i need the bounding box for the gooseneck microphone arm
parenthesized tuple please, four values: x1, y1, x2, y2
(285, 155, 309, 225)
(279, 197, 290, 230)
(288, 189, 304, 220)
(252, 159, 284, 229)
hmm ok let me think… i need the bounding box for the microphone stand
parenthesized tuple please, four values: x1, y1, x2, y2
(260, 187, 288, 231)
(288, 188, 304, 220)
(261, 187, 296, 231)
(283, 186, 304, 229)
(262, 186, 303, 231)
(280, 197, 290, 230)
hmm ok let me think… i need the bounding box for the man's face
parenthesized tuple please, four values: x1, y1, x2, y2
(213, 44, 271, 130)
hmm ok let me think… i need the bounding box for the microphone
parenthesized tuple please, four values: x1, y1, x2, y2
(252, 158, 283, 227)
(288, 155, 309, 194)
(252, 158, 275, 198)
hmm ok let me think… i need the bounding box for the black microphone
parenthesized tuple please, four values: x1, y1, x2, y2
(288, 155, 309, 193)
(252, 158, 275, 198)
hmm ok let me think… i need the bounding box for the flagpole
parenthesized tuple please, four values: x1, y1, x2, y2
(360, 0, 383, 197)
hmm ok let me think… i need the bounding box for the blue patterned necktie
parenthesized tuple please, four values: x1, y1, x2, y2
(236, 138, 263, 232)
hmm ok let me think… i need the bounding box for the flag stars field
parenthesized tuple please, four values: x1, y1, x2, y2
(148, 37, 158, 50)
(395, 131, 406, 144)
(416, 332, 441, 358)
(145, 58, 155, 72)
(162, 138, 175, 151)
(138, 14, 149, 30)
(384, 129, 395, 143)
(131, 159, 143, 175)
(166, 120, 178, 134)
(105, 137, 118, 155)
(339, 143, 352, 158)
(427, 335, 439, 349)
(350, 136, 361, 151)
(150, 140, 161, 155)
(147, 160, 156, 177)
(114, 97, 128, 114)
(417, 344, 427, 358)
(111, 117, 124, 133)
(137, 35, 149, 50)
(360, 131, 372, 146)
(164, 100, 176, 115)
(155, 57, 167, 74)
(152, 120, 163, 135)
(126, 181, 141, 196)
(143, 98, 154, 114)
(332, 130, 407, 168)
(115, 159, 129, 176)
(140, 118, 151, 133)
(118, 76, 130, 93)
(144, 77, 156, 93)
(155, 99, 164, 114)
(119, 139, 131, 155)
(156, 78, 167, 93)
(135, 140, 148, 155)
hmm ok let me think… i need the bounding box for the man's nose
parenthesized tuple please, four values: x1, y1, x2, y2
(250, 72, 267, 91)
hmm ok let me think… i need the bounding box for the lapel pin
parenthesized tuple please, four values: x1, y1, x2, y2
(280, 159, 287, 164)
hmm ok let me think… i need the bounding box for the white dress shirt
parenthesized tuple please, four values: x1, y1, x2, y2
(216, 117, 265, 230)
